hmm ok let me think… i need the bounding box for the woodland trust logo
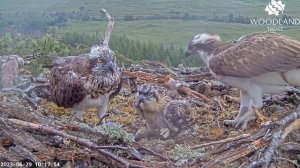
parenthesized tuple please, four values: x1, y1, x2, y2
(250, 0, 300, 32)
(265, 0, 285, 16)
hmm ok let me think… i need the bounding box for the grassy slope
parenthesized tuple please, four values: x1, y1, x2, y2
(1, 0, 300, 47)
(1, 0, 299, 17)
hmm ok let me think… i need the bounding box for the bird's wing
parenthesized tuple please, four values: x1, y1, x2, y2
(50, 55, 92, 108)
(208, 33, 300, 78)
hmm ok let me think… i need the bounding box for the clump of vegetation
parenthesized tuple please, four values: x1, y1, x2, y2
(169, 145, 206, 166)
(96, 125, 135, 144)
(40, 99, 71, 117)
(0, 32, 200, 75)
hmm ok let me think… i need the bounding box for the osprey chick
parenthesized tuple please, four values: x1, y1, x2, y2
(186, 32, 300, 130)
(134, 84, 189, 138)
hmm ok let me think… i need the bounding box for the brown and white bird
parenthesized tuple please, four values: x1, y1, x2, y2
(134, 84, 189, 138)
(50, 45, 121, 123)
(186, 32, 300, 130)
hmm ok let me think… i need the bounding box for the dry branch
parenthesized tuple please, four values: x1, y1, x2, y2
(138, 147, 169, 161)
(192, 134, 251, 149)
(123, 71, 213, 104)
(203, 139, 266, 168)
(175, 73, 212, 82)
(140, 60, 177, 76)
(0, 117, 135, 167)
(100, 8, 114, 47)
(247, 110, 300, 168)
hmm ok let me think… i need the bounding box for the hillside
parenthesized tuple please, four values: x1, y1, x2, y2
(1, 0, 300, 17)
(1, 0, 300, 47)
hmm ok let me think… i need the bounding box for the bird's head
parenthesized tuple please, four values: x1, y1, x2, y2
(186, 33, 221, 63)
(134, 84, 160, 111)
(90, 45, 117, 76)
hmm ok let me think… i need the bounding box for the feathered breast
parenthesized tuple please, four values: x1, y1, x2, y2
(85, 69, 121, 98)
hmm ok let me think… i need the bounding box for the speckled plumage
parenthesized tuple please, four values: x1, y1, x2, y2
(134, 84, 189, 138)
(187, 32, 300, 130)
(50, 45, 121, 121)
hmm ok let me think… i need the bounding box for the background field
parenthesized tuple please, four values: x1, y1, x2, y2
(1, 0, 300, 48)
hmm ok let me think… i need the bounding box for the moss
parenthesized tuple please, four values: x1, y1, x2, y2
(95, 125, 135, 144)
(169, 145, 206, 167)
(40, 99, 71, 116)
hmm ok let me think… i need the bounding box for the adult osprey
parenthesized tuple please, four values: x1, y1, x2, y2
(186, 32, 300, 130)
(50, 45, 121, 123)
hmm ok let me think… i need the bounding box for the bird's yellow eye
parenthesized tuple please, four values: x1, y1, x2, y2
(98, 59, 103, 63)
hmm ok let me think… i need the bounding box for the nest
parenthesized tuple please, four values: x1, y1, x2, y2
(0, 59, 299, 168)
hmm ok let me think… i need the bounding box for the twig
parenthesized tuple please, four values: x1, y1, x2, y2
(175, 73, 212, 82)
(1, 87, 39, 108)
(247, 110, 300, 168)
(138, 147, 169, 161)
(94, 145, 143, 161)
(140, 60, 177, 76)
(281, 118, 300, 140)
(192, 134, 250, 149)
(123, 71, 213, 104)
(100, 8, 114, 47)
(204, 138, 266, 168)
(273, 157, 300, 167)
(0, 117, 134, 168)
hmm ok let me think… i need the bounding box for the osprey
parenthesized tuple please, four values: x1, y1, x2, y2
(50, 45, 121, 123)
(186, 32, 300, 130)
(134, 84, 189, 138)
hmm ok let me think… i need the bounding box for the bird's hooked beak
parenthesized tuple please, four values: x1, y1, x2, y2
(185, 42, 194, 57)
(105, 61, 116, 74)
(185, 50, 192, 57)
(134, 96, 144, 107)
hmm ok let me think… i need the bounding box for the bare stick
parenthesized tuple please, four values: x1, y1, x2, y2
(247, 110, 300, 168)
(123, 71, 214, 104)
(100, 8, 114, 47)
(138, 147, 169, 161)
(273, 157, 300, 167)
(192, 134, 250, 149)
(0, 117, 133, 167)
(1, 87, 39, 108)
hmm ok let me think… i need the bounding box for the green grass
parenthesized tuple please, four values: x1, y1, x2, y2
(59, 20, 300, 48)
(1, 0, 300, 17)
(1, 0, 300, 47)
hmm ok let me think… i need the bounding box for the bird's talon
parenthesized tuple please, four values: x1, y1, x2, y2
(224, 119, 238, 127)
(160, 128, 170, 139)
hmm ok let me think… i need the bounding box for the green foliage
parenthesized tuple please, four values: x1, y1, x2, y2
(0, 33, 31, 55)
(169, 145, 206, 166)
(98, 125, 135, 144)
(110, 35, 195, 67)
(0, 31, 200, 75)
(61, 32, 195, 67)
(29, 34, 70, 75)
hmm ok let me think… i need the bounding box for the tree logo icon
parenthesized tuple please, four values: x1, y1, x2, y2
(265, 0, 285, 16)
